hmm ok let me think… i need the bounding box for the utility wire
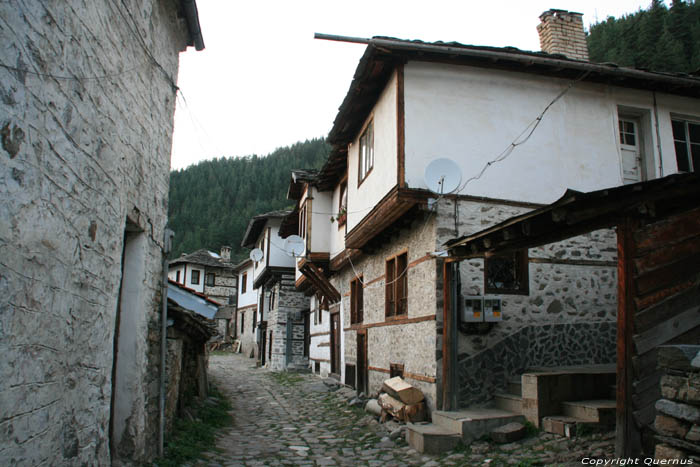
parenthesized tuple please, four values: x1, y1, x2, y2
(455, 71, 591, 195)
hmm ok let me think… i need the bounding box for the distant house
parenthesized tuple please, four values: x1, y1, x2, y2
(232, 259, 258, 357)
(168, 246, 237, 338)
(241, 210, 309, 370)
(0, 1, 204, 464)
(283, 8, 700, 418)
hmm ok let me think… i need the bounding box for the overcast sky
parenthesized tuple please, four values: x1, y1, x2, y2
(170, 0, 654, 170)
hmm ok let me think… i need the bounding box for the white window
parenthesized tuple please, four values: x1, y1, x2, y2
(672, 119, 699, 173)
(358, 120, 374, 183)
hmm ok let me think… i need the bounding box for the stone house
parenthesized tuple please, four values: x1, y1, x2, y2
(168, 246, 237, 337)
(0, 1, 203, 464)
(232, 258, 258, 357)
(241, 210, 309, 370)
(289, 9, 700, 417)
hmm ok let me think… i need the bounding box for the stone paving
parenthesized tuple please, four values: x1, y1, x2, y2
(196, 354, 616, 466)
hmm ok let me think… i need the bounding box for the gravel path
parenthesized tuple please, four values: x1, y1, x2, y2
(196, 353, 616, 466)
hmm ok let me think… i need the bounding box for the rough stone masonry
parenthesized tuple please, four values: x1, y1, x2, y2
(0, 1, 193, 464)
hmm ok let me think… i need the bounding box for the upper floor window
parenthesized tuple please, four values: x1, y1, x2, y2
(485, 250, 529, 295)
(191, 270, 200, 285)
(350, 276, 363, 324)
(241, 272, 247, 294)
(338, 181, 347, 227)
(385, 252, 407, 319)
(359, 120, 374, 183)
(205, 272, 215, 287)
(672, 119, 699, 173)
(175, 271, 180, 283)
(299, 203, 307, 239)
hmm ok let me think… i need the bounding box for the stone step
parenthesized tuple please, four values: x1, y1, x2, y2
(542, 415, 594, 438)
(432, 408, 525, 444)
(405, 423, 461, 454)
(561, 399, 616, 425)
(494, 393, 522, 414)
(508, 380, 523, 397)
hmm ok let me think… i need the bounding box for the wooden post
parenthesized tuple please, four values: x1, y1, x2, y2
(442, 260, 453, 410)
(615, 217, 639, 457)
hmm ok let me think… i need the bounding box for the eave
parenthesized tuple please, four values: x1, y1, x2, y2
(444, 173, 700, 259)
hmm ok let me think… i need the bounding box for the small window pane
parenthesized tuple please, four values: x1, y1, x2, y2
(675, 142, 690, 172)
(689, 123, 700, 144)
(672, 120, 686, 141)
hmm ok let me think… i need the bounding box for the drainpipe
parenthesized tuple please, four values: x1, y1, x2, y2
(653, 91, 664, 177)
(159, 228, 175, 457)
(449, 262, 460, 410)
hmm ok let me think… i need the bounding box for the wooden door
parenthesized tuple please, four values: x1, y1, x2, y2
(330, 312, 340, 375)
(619, 118, 643, 184)
(357, 331, 368, 395)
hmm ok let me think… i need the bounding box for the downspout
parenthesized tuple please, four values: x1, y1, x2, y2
(450, 262, 460, 410)
(159, 228, 175, 457)
(653, 91, 664, 177)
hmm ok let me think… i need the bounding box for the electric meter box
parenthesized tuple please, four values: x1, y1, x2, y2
(484, 299, 503, 322)
(462, 296, 484, 323)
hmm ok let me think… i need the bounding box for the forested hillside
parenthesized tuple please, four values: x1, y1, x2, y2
(587, 0, 700, 73)
(168, 138, 330, 260)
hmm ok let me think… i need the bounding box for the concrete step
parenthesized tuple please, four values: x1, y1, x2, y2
(494, 393, 522, 413)
(405, 423, 461, 454)
(432, 408, 525, 444)
(561, 399, 615, 425)
(508, 380, 523, 397)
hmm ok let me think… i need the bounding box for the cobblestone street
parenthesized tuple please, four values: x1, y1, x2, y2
(197, 354, 616, 466)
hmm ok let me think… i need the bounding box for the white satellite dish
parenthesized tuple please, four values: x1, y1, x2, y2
(284, 235, 306, 257)
(424, 158, 462, 194)
(249, 248, 263, 262)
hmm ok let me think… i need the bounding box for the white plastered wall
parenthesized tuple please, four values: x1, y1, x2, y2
(403, 61, 700, 204)
(347, 71, 398, 231)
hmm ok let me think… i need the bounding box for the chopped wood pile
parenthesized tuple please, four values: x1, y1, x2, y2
(654, 345, 700, 462)
(376, 376, 426, 423)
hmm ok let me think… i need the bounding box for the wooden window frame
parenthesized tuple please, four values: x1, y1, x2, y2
(241, 272, 247, 294)
(191, 269, 200, 285)
(385, 251, 408, 319)
(350, 276, 364, 324)
(205, 272, 215, 287)
(358, 119, 374, 186)
(299, 202, 308, 239)
(484, 249, 529, 295)
(337, 179, 348, 228)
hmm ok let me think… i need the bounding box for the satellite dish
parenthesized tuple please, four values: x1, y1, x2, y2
(284, 235, 306, 257)
(249, 248, 263, 262)
(424, 158, 462, 194)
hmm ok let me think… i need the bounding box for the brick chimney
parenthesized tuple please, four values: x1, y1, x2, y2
(537, 9, 589, 61)
(220, 245, 231, 261)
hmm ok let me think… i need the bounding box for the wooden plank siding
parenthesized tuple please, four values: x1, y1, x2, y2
(622, 205, 700, 457)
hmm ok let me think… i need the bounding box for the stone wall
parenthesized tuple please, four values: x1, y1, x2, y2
(333, 211, 439, 411)
(266, 274, 308, 371)
(0, 1, 190, 464)
(437, 198, 618, 407)
(204, 267, 237, 305)
(654, 346, 700, 462)
(237, 305, 258, 358)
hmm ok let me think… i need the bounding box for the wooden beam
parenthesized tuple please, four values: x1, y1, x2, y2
(633, 305, 700, 355)
(616, 217, 639, 457)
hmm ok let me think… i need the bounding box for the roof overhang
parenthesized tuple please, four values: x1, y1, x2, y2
(167, 280, 219, 319)
(444, 173, 700, 259)
(241, 211, 290, 249)
(299, 261, 341, 304)
(180, 0, 205, 51)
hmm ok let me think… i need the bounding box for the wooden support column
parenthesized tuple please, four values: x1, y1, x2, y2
(615, 217, 639, 457)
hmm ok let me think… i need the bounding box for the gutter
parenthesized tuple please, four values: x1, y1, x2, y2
(181, 0, 205, 51)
